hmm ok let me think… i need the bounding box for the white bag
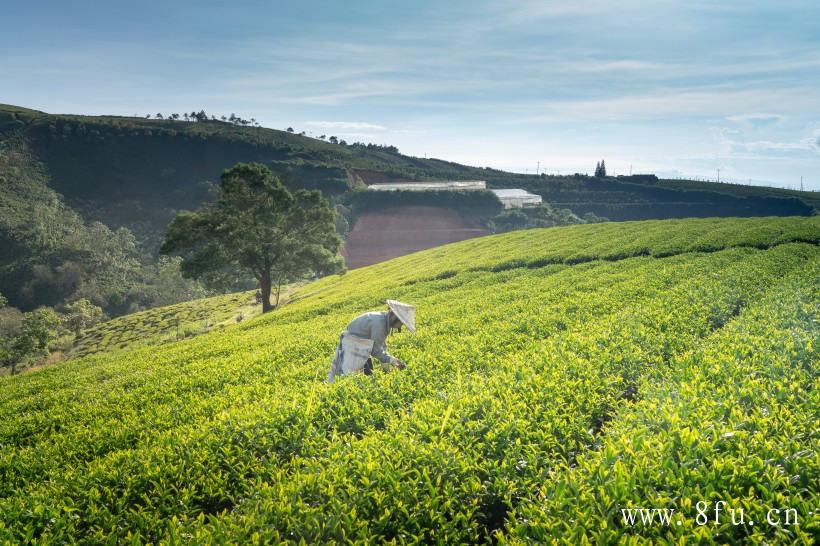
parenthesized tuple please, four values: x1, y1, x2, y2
(339, 333, 374, 375)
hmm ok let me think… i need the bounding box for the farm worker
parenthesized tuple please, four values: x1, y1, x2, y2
(327, 300, 415, 383)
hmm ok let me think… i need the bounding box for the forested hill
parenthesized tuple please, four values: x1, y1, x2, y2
(0, 104, 485, 251)
(0, 103, 816, 317)
(1, 104, 816, 249)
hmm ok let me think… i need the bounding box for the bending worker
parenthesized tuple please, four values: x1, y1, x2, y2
(327, 300, 415, 382)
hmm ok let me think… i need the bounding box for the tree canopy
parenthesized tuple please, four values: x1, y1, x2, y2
(161, 163, 343, 312)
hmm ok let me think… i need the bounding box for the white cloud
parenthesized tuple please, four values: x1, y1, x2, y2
(520, 86, 820, 123)
(743, 138, 817, 152)
(305, 121, 386, 130)
(725, 113, 786, 124)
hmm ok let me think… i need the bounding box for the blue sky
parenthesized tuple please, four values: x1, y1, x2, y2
(2, 0, 819, 189)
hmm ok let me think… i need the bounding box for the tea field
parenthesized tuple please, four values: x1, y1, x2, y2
(0, 216, 818, 544)
(68, 290, 259, 359)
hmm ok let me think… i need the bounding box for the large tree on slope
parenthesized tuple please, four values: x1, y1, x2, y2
(161, 163, 343, 312)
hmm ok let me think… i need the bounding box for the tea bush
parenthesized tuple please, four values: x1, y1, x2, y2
(0, 217, 818, 544)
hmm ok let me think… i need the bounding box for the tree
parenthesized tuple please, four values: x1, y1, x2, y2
(595, 159, 607, 177)
(62, 298, 105, 336)
(2, 308, 62, 374)
(489, 209, 530, 232)
(286, 127, 294, 133)
(161, 163, 344, 312)
(329, 136, 339, 144)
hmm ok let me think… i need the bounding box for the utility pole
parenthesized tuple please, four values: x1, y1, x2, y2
(536, 161, 540, 175)
(717, 168, 720, 183)
(629, 164, 633, 176)
(800, 176, 804, 191)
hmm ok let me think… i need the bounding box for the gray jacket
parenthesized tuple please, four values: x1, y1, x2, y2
(327, 311, 398, 383)
(344, 311, 397, 365)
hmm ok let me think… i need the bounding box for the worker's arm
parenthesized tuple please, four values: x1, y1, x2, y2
(369, 315, 399, 369)
(371, 337, 398, 366)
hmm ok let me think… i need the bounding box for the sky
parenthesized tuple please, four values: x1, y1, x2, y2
(2, 0, 819, 190)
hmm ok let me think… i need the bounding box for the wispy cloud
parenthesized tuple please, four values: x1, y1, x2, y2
(715, 126, 820, 156)
(743, 138, 818, 152)
(522, 86, 819, 123)
(725, 113, 786, 124)
(3, 0, 820, 189)
(306, 121, 385, 130)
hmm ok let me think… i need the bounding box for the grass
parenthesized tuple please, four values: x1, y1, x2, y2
(0, 216, 818, 544)
(69, 283, 303, 359)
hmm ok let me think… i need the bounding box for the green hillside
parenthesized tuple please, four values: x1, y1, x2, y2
(1, 103, 816, 317)
(654, 177, 820, 210)
(68, 282, 305, 359)
(68, 290, 258, 359)
(1, 216, 818, 544)
(1, 103, 815, 251)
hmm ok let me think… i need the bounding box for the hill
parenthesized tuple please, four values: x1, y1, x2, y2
(1, 104, 815, 250)
(68, 290, 258, 359)
(1, 216, 818, 544)
(0, 103, 816, 316)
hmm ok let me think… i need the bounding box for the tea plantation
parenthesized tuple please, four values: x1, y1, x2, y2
(0, 216, 818, 544)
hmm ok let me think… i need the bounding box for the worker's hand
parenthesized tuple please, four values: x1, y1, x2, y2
(394, 359, 406, 371)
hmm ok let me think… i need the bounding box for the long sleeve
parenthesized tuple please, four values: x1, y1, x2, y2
(346, 312, 397, 366)
(368, 315, 396, 365)
(340, 311, 399, 375)
(371, 335, 396, 365)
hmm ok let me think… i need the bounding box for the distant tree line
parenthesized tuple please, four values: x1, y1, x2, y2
(282, 127, 400, 153)
(0, 294, 105, 374)
(146, 110, 260, 127)
(488, 205, 606, 233)
(348, 142, 399, 153)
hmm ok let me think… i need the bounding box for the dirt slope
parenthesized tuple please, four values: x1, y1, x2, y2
(342, 206, 490, 269)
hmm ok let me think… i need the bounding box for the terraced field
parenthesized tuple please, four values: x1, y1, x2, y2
(69, 291, 260, 359)
(1, 216, 818, 544)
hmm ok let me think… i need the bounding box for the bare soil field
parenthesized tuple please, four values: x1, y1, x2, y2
(342, 206, 490, 269)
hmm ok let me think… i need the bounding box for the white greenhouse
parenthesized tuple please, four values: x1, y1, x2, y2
(489, 189, 543, 209)
(366, 180, 542, 209)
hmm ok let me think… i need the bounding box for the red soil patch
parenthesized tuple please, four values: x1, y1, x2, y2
(342, 206, 490, 269)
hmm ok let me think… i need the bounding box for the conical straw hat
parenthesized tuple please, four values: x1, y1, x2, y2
(386, 300, 415, 333)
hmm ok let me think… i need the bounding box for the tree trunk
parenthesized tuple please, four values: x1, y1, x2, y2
(260, 270, 273, 313)
(274, 277, 283, 309)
